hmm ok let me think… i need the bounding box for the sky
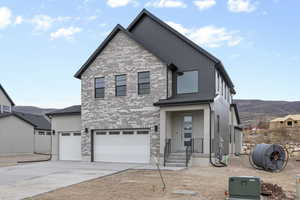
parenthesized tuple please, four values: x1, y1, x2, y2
(0, 0, 299, 108)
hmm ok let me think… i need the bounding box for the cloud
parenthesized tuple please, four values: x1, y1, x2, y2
(106, 0, 137, 7)
(227, 0, 256, 13)
(146, 0, 187, 8)
(31, 15, 53, 31)
(193, 0, 216, 10)
(14, 16, 23, 25)
(167, 21, 243, 48)
(30, 15, 79, 31)
(87, 16, 98, 21)
(0, 7, 12, 29)
(50, 26, 82, 40)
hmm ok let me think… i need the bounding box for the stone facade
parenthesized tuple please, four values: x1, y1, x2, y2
(80, 31, 167, 162)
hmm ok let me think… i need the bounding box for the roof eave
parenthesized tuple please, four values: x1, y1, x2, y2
(0, 84, 15, 106)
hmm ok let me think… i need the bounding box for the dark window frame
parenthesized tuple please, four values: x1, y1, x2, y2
(95, 77, 105, 98)
(176, 70, 199, 95)
(115, 74, 127, 96)
(138, 71, 150, 95)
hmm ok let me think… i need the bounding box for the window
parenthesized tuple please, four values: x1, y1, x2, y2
(3, 105, 10, 113)
(137, 130, 149, 135)
(217, 72, 220, 93)
(177, 71, 198, 94)
(217, 115, 220, 133)
(287, 121, 293, 126)
(221, 80, 224, 96)
(95, 77, 105, 98)
(96, 131, 106, 135)
(46, 132, 51, 136)
(138, 71, 150, 95)
(38, 131, 45, 135)
(61, 133, 70, 136)
(115, 75, 126, 96)
(73, 133, 81, 136)
(123, 131, 134, 135)
(109, 131, 120, 135)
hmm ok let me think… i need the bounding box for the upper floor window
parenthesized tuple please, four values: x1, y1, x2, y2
(115, 74, 127, 96)
(95, 77, 105, 98)
(177, 71, 198, 94)
(3, 105, 11, 113)
(138, 71, 150, 95)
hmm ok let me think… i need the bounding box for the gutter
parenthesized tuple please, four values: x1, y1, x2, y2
(208, 103, 227, 168)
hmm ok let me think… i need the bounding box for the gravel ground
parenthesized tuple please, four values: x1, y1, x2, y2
(27, 156, 300, 200)
(0, 154, 50, 167)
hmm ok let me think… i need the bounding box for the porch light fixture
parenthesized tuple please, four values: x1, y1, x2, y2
(52, 130, 55, 135)
(85, 128, 89, 133)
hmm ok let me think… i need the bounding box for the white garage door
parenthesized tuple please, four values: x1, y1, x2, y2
(94, 130, 150, 163)
(59, 132, 82, 161)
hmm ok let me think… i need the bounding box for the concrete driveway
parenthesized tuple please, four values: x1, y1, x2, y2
(0, 161, 142, 200)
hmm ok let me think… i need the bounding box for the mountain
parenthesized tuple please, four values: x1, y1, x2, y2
(13, 106, 56, 116)
(13, 100, 300, 127)
(234, 99, 300, 127)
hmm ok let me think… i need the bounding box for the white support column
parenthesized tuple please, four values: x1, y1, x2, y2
(203, 107, 211, 154)
(160, 110, 167, 155)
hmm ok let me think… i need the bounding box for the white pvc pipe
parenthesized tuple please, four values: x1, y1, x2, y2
(297, 175, 300, 200)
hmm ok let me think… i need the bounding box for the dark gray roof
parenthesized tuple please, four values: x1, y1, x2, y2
(154, 96, 213, 107)
(0, 112, 50, 130)
(128, 9, 235, 93)
(46, 105, 81, 116)
(14, 112, 51, 130)
(0, 84, 15, 106)
(74, 9, 235, 93)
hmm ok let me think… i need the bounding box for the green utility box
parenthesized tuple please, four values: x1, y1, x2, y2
(229, 176, 261, 200)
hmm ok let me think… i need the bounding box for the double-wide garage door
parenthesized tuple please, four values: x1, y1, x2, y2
(94, 129, 150, 163)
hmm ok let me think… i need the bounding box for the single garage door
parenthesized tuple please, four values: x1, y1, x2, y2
(94, 129, 150, 163)
(59, 132, 82, 161)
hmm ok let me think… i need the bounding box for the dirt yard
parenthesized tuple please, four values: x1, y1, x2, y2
(0, 154, 50, 167)
(28, 156, 300, 200)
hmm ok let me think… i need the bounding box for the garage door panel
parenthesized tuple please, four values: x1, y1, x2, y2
(94, 133, 150, 163)
(60, 133, 82, 161)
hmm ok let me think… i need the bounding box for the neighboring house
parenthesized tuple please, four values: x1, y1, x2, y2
(270, 114, 300, 129)
(49, 9, 242, 166)
(0, 84, 15, 113)
(0, 84, 51, 155)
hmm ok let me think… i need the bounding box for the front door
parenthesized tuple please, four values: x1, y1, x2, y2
(172, 114, 193, 152)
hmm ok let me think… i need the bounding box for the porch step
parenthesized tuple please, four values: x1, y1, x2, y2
(165, 162, 186, 167)
(165, 152, 187, 167)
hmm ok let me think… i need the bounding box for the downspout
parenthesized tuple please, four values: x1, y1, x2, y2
(208, 103, 227, 167)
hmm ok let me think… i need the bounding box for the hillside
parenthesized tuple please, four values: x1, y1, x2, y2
(13, 100, 300, 126)
(234, 99, 300, 127)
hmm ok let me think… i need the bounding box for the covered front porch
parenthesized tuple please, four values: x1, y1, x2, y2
(159, 104, 212, 166)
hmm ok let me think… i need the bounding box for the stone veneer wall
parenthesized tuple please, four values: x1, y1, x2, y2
(80, 31, 167, 162)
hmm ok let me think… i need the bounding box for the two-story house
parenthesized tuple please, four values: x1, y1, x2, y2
(49, 9, 242, 167)
(0, 84, 51, 155)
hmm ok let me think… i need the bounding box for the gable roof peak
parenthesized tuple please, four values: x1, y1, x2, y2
(0, 83, 15, 106)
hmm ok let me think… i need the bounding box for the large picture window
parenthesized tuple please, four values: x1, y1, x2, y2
(177, 71, 198, 94)
(138, 71, 150, 95)
(115, 74, 127, 96)
(95, 77, 105, 98)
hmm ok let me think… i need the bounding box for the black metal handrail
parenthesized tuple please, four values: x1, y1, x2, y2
(186, 138, 193, 167)
(164, 138, 171, 167)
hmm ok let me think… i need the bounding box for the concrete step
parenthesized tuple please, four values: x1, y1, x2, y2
(169, 152, 186, 156)
(168, 156, 186, 160)
(166, 159, 186, 163)
(165, 162, 186, 167)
